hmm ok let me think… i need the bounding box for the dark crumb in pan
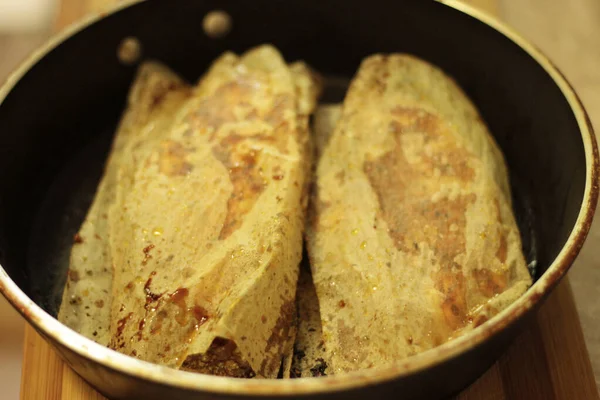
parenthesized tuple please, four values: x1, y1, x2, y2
(295, 349, 306, 360)
(290, 365, 302, 378)
(309, 358, 328, 377)
(290, 346, 306, 378)
(180, 337, 256, 378)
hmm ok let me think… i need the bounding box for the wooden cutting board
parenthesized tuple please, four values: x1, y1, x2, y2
(20, 0, 600, 399)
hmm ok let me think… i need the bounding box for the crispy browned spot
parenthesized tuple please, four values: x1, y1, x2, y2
(212, 142, 264, 239)
(195, 80, 293, 240)
(365, 107, 478, 332)
(158, 140, 193, 177)
(109, 312, 133, 350)
(496, 235, 508, 264)
(68, 269, 80, 282)
(68, 296, 82, 306)
(181, 338, 255, 378)
(472, 269, 508, 298)
(142, 244, 155, 266)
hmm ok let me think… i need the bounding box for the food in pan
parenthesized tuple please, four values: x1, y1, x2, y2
(58, 62, 190, 347)
(305, 54, 532, 375)
(59, 45, 320, 378)
(59, 47, 531, 378)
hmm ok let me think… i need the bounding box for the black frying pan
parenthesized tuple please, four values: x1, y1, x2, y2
(0, 1, 597, 399)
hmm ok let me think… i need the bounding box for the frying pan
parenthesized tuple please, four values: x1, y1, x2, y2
(0, 0, 597, 399)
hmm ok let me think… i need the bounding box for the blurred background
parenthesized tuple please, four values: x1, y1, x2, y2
(0, 3, 56, 399)
(0, 0, 599, 399)
(0, 0, 55, 79)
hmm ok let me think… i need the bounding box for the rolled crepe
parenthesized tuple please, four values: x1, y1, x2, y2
(59, 45, 321, 378)
(58, 62, 189, 346)
(306, 55, 532, 374)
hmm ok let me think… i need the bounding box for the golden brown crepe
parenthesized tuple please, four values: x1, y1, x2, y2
(58, 62, 189, 346)
(59, 45, 321, 378)
(306, 54, 532, 374)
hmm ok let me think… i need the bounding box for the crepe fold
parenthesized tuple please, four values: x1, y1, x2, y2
(306, 55, 532, 374)
(59, 45, 320, 378)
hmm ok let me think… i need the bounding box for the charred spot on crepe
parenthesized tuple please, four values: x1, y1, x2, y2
(68, 269, 80, 282)
(73, 233, 84, 244)
(141, 244, 155, 266)
(143, 271, 162, 304)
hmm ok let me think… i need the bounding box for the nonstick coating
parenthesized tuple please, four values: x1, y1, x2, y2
(0, 1, 591, 399)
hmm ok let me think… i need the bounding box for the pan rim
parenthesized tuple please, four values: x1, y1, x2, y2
(0, 0, 597, 396)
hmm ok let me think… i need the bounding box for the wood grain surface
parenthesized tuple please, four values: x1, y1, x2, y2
(19, 0, 600, 399)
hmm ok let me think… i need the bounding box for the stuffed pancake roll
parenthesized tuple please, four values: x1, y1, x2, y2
(58, 62, 189, 346)
(307, 54, 532, 374)
(60, 45, 320, 378)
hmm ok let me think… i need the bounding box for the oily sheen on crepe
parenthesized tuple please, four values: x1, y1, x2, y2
(306, 54, 532, 374)
(59, 45, 320, 378)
